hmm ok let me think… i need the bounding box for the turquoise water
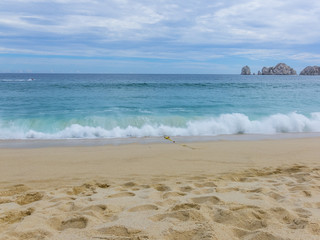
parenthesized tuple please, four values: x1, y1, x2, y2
(1, 73, 320, 139)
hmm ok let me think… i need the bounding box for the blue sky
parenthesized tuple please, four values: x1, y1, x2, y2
(0, 0, 320, 74)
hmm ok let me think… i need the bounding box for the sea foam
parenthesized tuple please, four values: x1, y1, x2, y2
(1, 112, 320, 139)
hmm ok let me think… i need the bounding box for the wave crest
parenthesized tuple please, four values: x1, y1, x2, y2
(1, 112, 320, 139)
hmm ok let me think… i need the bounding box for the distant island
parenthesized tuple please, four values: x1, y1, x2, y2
(241, 65, 251, 75)
(241, 64, 320, 75)
(300, 66, 320, 75)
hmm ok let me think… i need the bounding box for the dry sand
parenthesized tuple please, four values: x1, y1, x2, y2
(0, 138, 320, 240)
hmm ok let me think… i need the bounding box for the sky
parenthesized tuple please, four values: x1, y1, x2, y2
(0, 0, 320, 74)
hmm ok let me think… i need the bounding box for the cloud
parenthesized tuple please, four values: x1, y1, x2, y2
(0, 0, 320, 72)
(187, 0, 320, 45)
(2, 0, 318, 43)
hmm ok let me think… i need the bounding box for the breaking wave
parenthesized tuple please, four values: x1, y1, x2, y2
(0, 78, 35, 82)
(1, 112, 320, 139)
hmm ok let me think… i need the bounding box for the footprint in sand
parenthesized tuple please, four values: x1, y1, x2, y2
(56, 201, 78, 212)
(212, 206, 267, 231)
(15, 192, 44, 205)
(152, 184, 171, 192)
(294, 208, 312, 218)
(288, 185, 312, 196)
(0, 198, 12, 204)
(292, 173, 312, 183)
(171, 203, 201, 211)
(97, 225, 148, 239)
(128, 204, 159, 212)
(10, 229, 52, 240)
(246, 187, 270, 194)
(306, 222, 320, 235)
(164, 226, 216, 240)
(269, 207, 309, 229)
(151, 209, 205, 222)
(59, 216, 88, 230)
(267, 191, 284, 201)
(79, 204, 122, 222)
(191, 196, 221, 204)
(166, 230, 218, 240)
(288, 218, 308, 229)
(122, 182, 137, 188)
(179, 186, 193, 192)
(302, 190, 312, 197)
(95, 182, 110, 189)
(0, 184, 30, 197)
(155, 199, 179, 208)
(194, 181, 217, 188)
(69, 182, 109, 196)
(239, 231, 286, 240)
(71, 184, 96, 196)
(232, 227, 251, 238)
(0, 208, 34, 224)
(120, 182, 141, 191)
(107, 192, 135, 198)
(162, 191, 186, 199)
(270, 207, 295, 224)
(82, 204, 107, 212)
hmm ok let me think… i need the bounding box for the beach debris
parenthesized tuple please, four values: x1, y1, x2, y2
(164, 136, 175, 143)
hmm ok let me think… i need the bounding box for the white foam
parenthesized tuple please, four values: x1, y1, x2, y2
(0, 78, 34, 82)
(1, 112, 320, 139)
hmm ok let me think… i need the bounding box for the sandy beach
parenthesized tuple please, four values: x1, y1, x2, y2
(0, 137, 320, 240)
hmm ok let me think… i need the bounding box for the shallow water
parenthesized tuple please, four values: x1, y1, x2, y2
(1, 73, 320, 139)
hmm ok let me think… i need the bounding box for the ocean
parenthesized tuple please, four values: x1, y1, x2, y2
(1, 73, 320, 140)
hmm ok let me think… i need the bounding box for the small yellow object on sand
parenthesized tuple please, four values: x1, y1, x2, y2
(164, 136, 175, 143)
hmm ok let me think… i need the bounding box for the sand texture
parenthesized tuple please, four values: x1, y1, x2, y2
(0, 138, 320, 239)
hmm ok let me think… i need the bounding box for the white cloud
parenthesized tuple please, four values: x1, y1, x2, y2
(231, 48, 320, 64)
(290, 52, 320, 63)
(185, 0, 320, 44)
(0, 0, 320, 66)
(0, 0, 166, 39)
(1, 0, 320, 43)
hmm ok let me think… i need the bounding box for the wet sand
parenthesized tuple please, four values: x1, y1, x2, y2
(0, 138, 320, 239)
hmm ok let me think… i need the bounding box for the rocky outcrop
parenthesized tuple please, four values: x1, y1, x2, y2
(300, 66, 320, 75)
(261, 63, 296, 75)
(241, 66, 251, 75)
(257, 70, 262, 75)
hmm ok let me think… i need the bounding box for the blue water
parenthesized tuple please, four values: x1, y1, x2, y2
(1, 73, 320, 139)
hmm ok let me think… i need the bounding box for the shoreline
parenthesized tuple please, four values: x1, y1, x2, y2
(1, 132, 320, 148)
(1, 137, 319, 186)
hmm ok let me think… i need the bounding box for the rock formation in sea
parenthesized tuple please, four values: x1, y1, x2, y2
(300, 66, 320, 75)
(241, 65, 251, 75)
(261, 63, 296, 75)
(258, 70, 262, 75)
